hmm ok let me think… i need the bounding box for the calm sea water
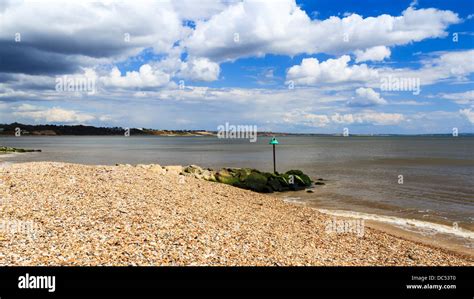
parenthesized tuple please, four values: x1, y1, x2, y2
(1, 136, 473, 244)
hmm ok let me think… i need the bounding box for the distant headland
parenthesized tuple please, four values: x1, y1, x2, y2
(0, 123, 472, 137)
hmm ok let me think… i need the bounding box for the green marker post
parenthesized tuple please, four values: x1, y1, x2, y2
(269, 137, 279, 173)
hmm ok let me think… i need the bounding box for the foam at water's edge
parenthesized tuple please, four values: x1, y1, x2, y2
(0, 152, 19, 159)
(316, 208, 474, 240)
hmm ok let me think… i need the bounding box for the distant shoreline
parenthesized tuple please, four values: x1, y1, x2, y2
(1, 123, 473, 137)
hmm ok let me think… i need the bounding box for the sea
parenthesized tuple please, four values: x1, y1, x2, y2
(1, 135, 473, 249)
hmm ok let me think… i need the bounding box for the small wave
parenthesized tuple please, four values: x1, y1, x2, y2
(0, 152, 19, 160)
(316, 209, 474, 239)
(372, 157, 474, 166)
(282, 196, 304, 204)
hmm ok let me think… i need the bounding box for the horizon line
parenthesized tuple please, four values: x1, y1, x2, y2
(0, 123, 473, 136)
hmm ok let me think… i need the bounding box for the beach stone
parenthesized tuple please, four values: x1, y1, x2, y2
(136, 164, 151, 169)
(184, 165, 203, 175)
(149, 165, 165, 175)
(201, 170, 216, 182)
(164, 165, 183, 175)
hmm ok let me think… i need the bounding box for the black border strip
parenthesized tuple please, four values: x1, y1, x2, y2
(0, 266, 472, 298)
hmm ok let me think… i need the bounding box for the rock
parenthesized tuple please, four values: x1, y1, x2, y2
(314, 181, 325, 185)
(193, 173, 203, 179)
(285, 170, 312, 186)
(149, 165, 165, 175)
(183, 165, 203, 174)
(181, 165, 313, 194)
(294, 175, 307, 186)
(234, 168, 252, 182)
(241, 172, 271, 193)
(268, 177, 283, 192)
(201, 170, 216, 182)
(136, 164, 151, 169)
(183, 165, 218, 181)
(164, 165, 183, 175)
(285, 169, 304, 176)
(277, 176, 290, 188)
(215, 169, 240, 185)
(306, 189, 315, 193)
(248, 172, 268, 184)
(0, 146, 41, 153)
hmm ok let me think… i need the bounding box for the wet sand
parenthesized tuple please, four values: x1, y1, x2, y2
(365, 221, 473, 257)
(278, 188, 474, 257)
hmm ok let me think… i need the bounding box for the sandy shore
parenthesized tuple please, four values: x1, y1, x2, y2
(0, 162, 472, 266)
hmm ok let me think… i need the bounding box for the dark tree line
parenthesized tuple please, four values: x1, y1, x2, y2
(0, 123, 147, 136)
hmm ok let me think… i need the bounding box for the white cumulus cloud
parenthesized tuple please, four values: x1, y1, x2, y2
(282, 110, 331, 127)
(439, 90, 474, 105)
(354, 46, 391, 63)
(331, 111, 405, 125)
(348, 87, 387, 107)
(13, 105, 95, 123)
(185, 2, 460, 61)
(100, 65, 170, 88)
(380, 50, 474, 86)
(460, 109, 474, 124)
(179, 57, 220, 82)
(286, 55, 378, 85)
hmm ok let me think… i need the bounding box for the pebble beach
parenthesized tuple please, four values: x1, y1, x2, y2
(0, 162, 472, 266)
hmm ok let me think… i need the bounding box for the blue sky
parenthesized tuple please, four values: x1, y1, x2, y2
(0, 0, 473, 134)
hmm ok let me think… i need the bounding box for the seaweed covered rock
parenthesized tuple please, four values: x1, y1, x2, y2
(201, 169, 216, 181)
(181, 164, 315, 193)
(285, 170, 312, 186)
(182, 165, 216, 181)
(215, 169, 240, 185)
(0, 146, 41, 153)
(212, 167, 312, 193)
(183, 164, 203, 174)
(239, 172, 273, 193)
